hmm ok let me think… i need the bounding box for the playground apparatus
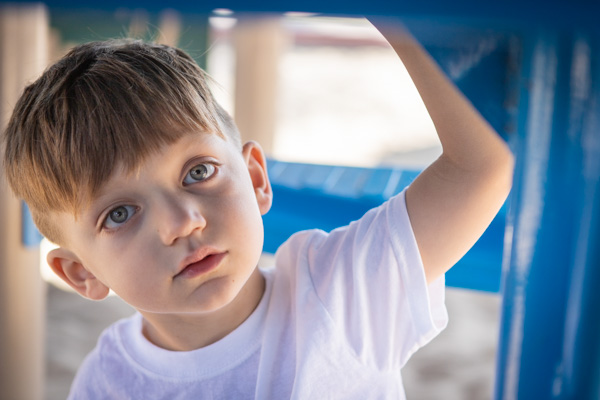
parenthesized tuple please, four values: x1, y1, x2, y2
(1, 1, 600, 398)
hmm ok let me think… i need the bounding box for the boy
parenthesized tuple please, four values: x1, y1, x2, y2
(2, 20, 513, 399)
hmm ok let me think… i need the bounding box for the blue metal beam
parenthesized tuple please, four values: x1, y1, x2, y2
(263, 160, 507, 293)
(495, 30, 600, 399)
(30, 0, 600, 29)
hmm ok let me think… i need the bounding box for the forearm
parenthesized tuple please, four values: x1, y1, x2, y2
(371, 19, 514, 282)
(375, 22, 511, 172)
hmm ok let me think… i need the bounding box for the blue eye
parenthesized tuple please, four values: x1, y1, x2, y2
(103, 205, 136, 229)
(183, 163, 216, 185)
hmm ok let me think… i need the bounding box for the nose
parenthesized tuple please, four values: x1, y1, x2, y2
(155, 193, 206, 246)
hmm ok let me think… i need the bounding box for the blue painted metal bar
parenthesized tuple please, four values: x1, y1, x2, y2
(263, 160, 507, 293)
(495, 30, 600, 399)
(560, 33, 600, 398)
(21, 202, 43, 248)
(32, 0, 600, 29)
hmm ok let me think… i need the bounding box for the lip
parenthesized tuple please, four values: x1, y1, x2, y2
(175, 249, 226, 279)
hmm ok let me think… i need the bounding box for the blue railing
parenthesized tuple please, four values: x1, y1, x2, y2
(263, 159, 507, 293)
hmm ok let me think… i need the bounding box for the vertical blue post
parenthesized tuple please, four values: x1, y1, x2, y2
(495, 29, 600, 399)
(21, 202, 43, 247)
(559, 32, 600, 399)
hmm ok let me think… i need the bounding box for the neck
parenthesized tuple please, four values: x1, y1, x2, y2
(140, 268, 265, 351)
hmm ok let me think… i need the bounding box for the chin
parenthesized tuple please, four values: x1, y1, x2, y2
(194, 281, 244, 312)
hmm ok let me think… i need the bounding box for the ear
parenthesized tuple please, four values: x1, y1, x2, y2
(47, 248, 110, 300)
(242, 141, 273, 215)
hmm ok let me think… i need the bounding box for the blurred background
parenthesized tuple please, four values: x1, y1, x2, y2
(1, 5, 500, 399)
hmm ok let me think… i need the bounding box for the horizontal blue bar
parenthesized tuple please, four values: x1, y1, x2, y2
(264, 159, 506, 293)
(32, 0, 600, 29)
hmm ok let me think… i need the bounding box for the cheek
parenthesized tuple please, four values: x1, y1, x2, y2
(85, 235, 160, 288)
(214, 181, 265, 248)
(213, 171, 262, 217)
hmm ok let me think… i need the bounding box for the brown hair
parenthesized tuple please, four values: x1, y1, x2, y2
(2, 39, 240, 244)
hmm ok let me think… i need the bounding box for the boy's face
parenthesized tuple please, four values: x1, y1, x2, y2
(48, 132, 272, 317)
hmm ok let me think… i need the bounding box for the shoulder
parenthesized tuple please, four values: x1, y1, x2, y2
(268, 189, 422, 316)
(276, 228, 327, 258)
(275, 189, 415, 266)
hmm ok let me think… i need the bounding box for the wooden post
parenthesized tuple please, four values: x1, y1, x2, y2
(0, 4, 48, 400)
(233, 17, 288, 154)
(156, 9, 182, 47)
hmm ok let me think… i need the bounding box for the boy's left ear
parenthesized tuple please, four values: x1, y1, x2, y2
(242, 141, 273, 215)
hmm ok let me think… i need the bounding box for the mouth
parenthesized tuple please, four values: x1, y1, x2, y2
(175, 250, 226, 280)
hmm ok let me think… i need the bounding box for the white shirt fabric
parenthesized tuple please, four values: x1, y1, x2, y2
(68, 190, 448, 399)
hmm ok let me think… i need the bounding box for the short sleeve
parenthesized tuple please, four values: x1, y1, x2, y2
(281, 189, 448, 370)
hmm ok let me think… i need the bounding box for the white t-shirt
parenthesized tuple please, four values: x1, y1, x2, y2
(68, 190, 448, 399)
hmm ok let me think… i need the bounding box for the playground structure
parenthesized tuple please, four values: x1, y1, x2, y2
(1, 1, 600, 399)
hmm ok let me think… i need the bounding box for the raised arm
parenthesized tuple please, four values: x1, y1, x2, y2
(371, 19, 514, 283)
